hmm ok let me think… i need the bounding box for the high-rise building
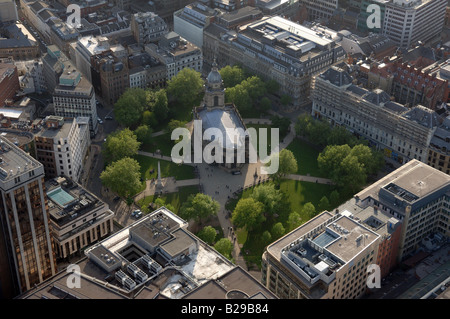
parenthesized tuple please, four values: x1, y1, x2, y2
(299, 0, 338, 21)
(34, 116, 90, 183)
(382, 0, 447, 48)
(45, 175, 114, 260)
(52, 65, 98, 134)
(0, 137, 56, 297)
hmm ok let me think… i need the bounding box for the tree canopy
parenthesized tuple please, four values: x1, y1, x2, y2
(114, 88, 148, 127)
(179, 193, 220, 223)
(231, 197, 265, 231)
(219, 65, 245, 88)
(100, 157, 142, 198)
(197, 225, 217, 245)
(250, 183, 285, 216)
(268, 149, 298, 180)
(167, 68, 204, 107)
(214, 238, 233, 260)
(103, 128, 140, 163)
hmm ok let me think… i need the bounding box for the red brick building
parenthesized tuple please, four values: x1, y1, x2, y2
(0, 63, 19, 107)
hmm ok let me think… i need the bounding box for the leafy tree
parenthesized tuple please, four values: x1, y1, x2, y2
(302, 202, 316, 219)
(240, 76, 267, 99)
(268, 149, 298, 180)
(100, 157, 141, 198)
(134, 125, 153, 144)
(151, 89, 169, 120)
(166, 119, 187, 134)
(350, 144, 384, 176)
(225, 84, 252, 112)
(250, 183, 284, 216)
(142, 110, 158, 127)
(214, 238, 233, 260)
(317, 144, 352, 179)
(259, 97, 272, 112)
(330, 190, 340, 207)
(219, 65, 245, 88)
(270, 115, 291, 139)
(262, 230, 272, 245)
(167, 68, 204, 107)
(103, 128, 140, 163)
(271, 222, 285, 240)
(231, 198, 265, 231)
(287, 211, 302, 231)
(179, 193, 220, 223)
(197, 226, 217, 245)
(318, 196, 330, 212)
(153, 197, 175, 212)
(114, 88, 147, 127)
(327, 125, 358, 147)
(295, 113, 313, 137)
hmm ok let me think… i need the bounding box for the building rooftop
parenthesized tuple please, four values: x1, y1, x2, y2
(20, 207, 274, 299)
(356, 159, 450, 208)
(0, 23, 38, 49)
(0, 136, 42, 183)
(46, 176, 110, 228)
(196, 105, 247, 150)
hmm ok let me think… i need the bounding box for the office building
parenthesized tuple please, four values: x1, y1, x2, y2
(383, 0, 447, 49)
(91, 51, 129, 106)
(0, 63, 20, 107)
(34, 116, 90, 182)
(299, 0, 339, 21)
(0, 0, 18, 23)
(261, 211, 380, 299)
(203, 15, 346, 109)
(131, 12, 168, 47)
(145, 32, 202, 80)
(0, 137, 56, 297)
(357, 0, 388, 34)
(173, 2, 219, 48)
(0, 23, 40, 61)
(354, 159, 450, 261)
(367, 59, 449, 110)
(52, 62, 98, 134)
(311, 66, 440, 165)
(19, 207, 276, 299)
(128, 51, 167, 89)
(70, 35, 127, 83)
(45, 175, 114, 260)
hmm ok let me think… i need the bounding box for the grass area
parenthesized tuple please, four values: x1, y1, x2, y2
(286, 138, 325, 177)
(134, 154, 195, 181)
(225, 179, 339, 268)
(137, 185, 200, 214)
(141, 133, 174, 157)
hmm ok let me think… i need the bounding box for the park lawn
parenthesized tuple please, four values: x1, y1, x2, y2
(286, 138, 325, 178)
(225, 179, 336, 268)
(134, 154, 195, 181)
(140, 133, 174, 157)
(278, 179, 335, 221)
(137, 185, 200, 214)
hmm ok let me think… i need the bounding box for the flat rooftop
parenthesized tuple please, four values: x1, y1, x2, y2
(0, 136, 42, 182)
(356, 159, 450, 204)
(20, 207, 274, 299)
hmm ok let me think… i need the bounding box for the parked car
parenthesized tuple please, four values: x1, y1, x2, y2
(105, 116, 113, 120)
(232, 171, 241, 175)
(113, 196, 120, 201)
